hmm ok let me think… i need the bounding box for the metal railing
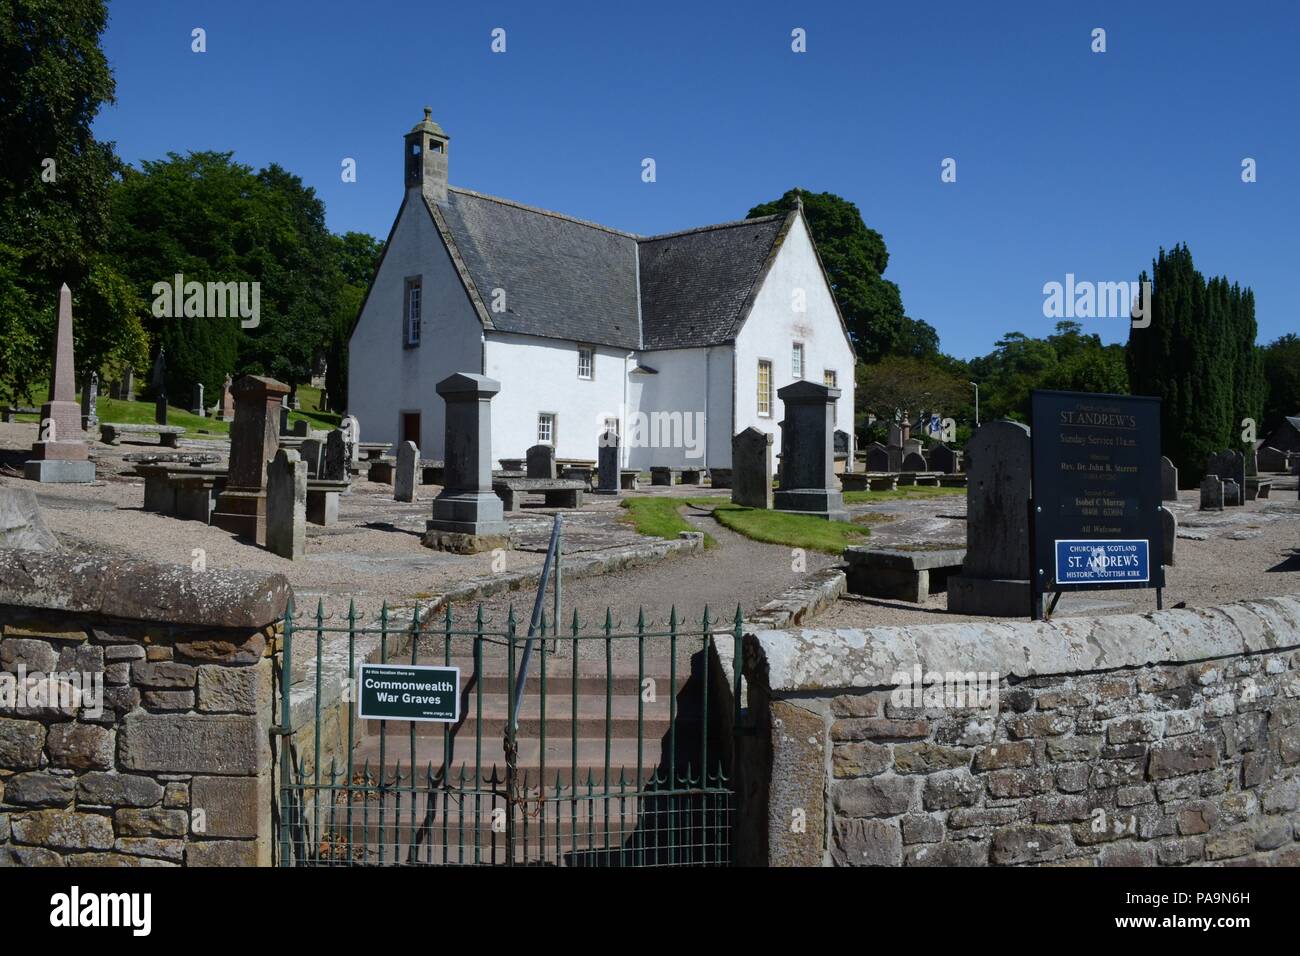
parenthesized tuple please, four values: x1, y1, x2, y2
(275, 584, 744, 867)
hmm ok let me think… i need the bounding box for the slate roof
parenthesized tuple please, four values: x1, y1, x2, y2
(637, 217, 788, 350)
(429, 187, 794, 352)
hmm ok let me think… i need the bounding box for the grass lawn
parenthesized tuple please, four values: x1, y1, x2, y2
(622, 494, 868, 554)
(842, 485, 965, 505)
(8, 384, 339, 440)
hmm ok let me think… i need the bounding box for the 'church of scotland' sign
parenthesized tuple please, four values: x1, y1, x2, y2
(1030, 391, 1165, 603)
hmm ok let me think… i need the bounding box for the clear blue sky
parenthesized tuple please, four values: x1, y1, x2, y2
(96, 0, 1298, 359)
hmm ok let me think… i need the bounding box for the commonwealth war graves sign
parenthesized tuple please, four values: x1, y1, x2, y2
(357, 662, 460, 722)
(1030, 390, 1165, 611)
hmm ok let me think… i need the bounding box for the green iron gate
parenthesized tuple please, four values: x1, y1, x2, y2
(275, 593, 743, 867)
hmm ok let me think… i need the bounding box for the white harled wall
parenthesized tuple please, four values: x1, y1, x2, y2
(346, 194, 483, 459)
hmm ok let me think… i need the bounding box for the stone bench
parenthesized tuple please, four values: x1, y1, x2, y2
(136, 465, 348, 527)
(650, 467, 681, 486)
(306, 479, 350, 525)
(1245, 477, 1273, 501)
(499, 458, 524, 472)
(101, 422, 186, 447)
(619, 470, 640, 491)
(1, 405, 40, 423)
(938, 475, 968, 488)
(560, 465, 593, 490)
(367, 457, 395, 483)
(420, 460, 445, 485)
(844, 545, 967, 603)
(707, 468, 732, 489)
(492, 478, 585, 511)
(356, 442, 391, 461)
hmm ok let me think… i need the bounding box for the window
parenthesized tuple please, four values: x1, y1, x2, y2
(757, 360, 772, 417)
(537, 413, 555, 445)
(825, 370, 838, 423)
(578, 347, 593, 380)
(404, 276, 422, 346)
(792, 343, 804, 379)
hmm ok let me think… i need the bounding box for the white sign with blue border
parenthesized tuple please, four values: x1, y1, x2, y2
(1055, 539, 1150, 585)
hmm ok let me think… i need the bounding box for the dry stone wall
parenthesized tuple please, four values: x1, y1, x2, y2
(722, 594, 1300, 866)
(0, 549, 289, 866)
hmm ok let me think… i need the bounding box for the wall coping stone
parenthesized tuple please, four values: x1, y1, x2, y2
(0, 548, 291, 629)
(745, 593, 1300, 693)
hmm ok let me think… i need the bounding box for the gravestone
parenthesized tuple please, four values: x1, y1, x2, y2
(279, 405, 290, 435)
(80, 371, 99, 431)
(424, 373, 510, 552)
(341, 415, 360, 467)
(1206, 450, 1244, 506)
(888, 423, 905, 448)
(1223, 479, 1242, 507)
(322, 429, 348, 481)
(1199, 475, 1224, 511)
(930, 443, 959, 474)
(526, 444, 557, 479)
(191, 383, 205, 417)
(1160, 506, 1176, 566)
(394, 440, 419, 502)
(25, 284, 94, 483)
(772, 381, 848, 521)
(594, 430, 620, 495)
(902, 451, 928, 472)
(291, 420, 310, 438)
(151, 350, 168, 426)
(948, 421, 1037, 616)
(732, 427, 774, 509)
(212, 375, 290, 545)
(299, 438, 324, 479)
(864, 443, 890, 473)
(265, 448, 306, 560)
(217, 375, 235, 421)
(1160, 456, 1178, 501)
(1257, 445, 1286, 473)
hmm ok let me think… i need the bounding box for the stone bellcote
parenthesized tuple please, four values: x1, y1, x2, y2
(405, 107, 449, 203)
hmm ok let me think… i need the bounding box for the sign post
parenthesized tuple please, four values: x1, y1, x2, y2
(1029, 390, 1165, 619)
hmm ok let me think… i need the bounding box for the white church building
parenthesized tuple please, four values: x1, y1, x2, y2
(347, 110, 855, 470)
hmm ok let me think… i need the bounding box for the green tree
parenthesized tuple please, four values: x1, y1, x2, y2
(0, 0, 131, 398)
(747, 190, 937, 362)
(1126, 244, 1263, 482)
(855, 355, 968, 438)
(323, 230, 381, 412)
(1262, 334, 1300, 433)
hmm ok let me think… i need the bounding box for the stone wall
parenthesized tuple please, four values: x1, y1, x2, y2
(720, 594, 1300, 866)
(0, 549, 289, 866)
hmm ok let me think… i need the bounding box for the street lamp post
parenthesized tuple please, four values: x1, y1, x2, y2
(969, 382, 980, 428)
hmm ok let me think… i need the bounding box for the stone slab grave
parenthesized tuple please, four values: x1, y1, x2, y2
(929, 443, 960, 474)
(732, 427, 773, 509)
(25, 284, 95, 483)
(1242, 450, 1273, 500)
(1206, 449, 1245, 506)
(619, 470, 640, 491)
(773, 381, 848, 521)
(707, 468, 732, 489)
(424, 372, 510, 553)
(1160, 455, 1178, 501)
(494, 442, 586, 510)
(99, 422, 186, 447)
(864, 443, 890, 473)
(0, 486, 60, 551)
(947, 420, 1039, 616)
(650, 466, 681, 486)
(844, 544, 966, 603)
(1200, 475, 1224, 511)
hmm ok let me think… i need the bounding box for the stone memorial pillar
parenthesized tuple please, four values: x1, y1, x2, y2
(212, 375, 290, 545)
(732, 427, 774, 509)
(394, 440, 419, 502)
(594, 430, 620, 494)
(191, 382, 205, 417)
(772, 381, 847, 521)
(25, 284, 95, 483)
(80, 371, 99, 431)
(424, 373, 509, 552)
(266, 448, 306, 559)
(217, 374, 235, 421)
(947, 420, 1040, 616)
